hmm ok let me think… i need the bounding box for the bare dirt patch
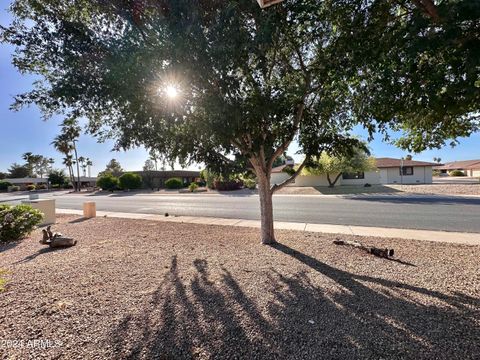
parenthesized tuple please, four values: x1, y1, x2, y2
(1, 215, 479, 359)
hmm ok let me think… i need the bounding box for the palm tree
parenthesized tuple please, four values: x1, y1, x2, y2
(22, 152, 34, 177)
(61, 155, 75, 187)
(85, 158, 93, 177)
(78, 156, 87, 177)
(52, 133, 75, 188)
(53, 118, 82, 191)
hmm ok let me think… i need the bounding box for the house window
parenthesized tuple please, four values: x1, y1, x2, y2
(342, 172, 365, 180)
(400, 166, 414, 176)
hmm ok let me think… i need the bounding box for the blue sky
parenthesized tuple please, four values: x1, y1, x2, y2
(1, 2, 478, 175)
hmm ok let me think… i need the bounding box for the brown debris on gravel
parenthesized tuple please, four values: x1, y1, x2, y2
(1, 215, 479, 359)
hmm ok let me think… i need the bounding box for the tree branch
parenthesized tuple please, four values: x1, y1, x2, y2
(271, 156, 309, 193)
(267, 100, 306, 170)
(411, 0, 440, 22)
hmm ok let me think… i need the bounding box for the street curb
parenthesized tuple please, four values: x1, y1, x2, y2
(56, 208, 480, 246)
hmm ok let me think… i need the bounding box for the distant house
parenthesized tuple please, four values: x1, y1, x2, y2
(271, 157, 438, 186)
(7, 178, 48, 190)
(433, 160, 480, 177)
(7, 176, 97, 190)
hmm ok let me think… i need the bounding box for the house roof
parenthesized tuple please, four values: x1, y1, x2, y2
(374, 157, 439, 168)
(433, 159, 480, 171)
(133, 170, 200, 177)
(7, 178, 48, 184)
(6, 176, 97, 184)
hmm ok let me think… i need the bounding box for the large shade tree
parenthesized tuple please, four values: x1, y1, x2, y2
(1, 0, 479, 243)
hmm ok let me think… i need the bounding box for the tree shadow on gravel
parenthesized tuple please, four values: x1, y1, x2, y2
(0, 241, 21, 253)
(109, 249, 480, 359)
(68, 217, 92, 224)
(14, 246, 70, 264)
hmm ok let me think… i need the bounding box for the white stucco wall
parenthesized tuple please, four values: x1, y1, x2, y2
(270, 166, 433, 186)
(340, 170, 381, 185)
(270, 172, 337, 187)
(385, 166, 431, 184)
(471, 170, 480, 177)
(293, 174, 336, 187)
(270, 172, 290, 185)
(424, 167, 433, 183)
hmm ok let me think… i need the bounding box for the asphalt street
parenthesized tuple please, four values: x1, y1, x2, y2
(2, 191, 480, 233)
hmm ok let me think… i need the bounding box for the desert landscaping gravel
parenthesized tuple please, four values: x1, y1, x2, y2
(1, 215, 479, 359)
(275, 183, 480, 196)
(388, 183, 480, 196)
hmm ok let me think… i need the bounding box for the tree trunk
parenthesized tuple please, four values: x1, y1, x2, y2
(256, 173, 276, 245)
(69, 166, 75, 189)
(73, 143, 81, 192)
(327, 173, 342, 188)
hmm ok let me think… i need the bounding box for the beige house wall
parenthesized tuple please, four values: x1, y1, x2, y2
(386, 166, 431, 184)
(471, 169, 480, 177)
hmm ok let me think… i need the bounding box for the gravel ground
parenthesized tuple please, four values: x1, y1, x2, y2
(275, 183, 480, 196)
(275, 185, 400, 195)
(1, 215, 479, 359)
(388, 183, 480, 196)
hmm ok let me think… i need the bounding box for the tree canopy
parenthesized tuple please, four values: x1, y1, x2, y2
(1, 0, 478, 243)
(7, 163, 29, 178)
(99, 159, 124, 177)
(303, 146, 376, 187)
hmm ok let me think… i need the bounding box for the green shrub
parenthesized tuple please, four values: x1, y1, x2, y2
(0, 181, 12, 191)
(37, 184, 47, 190)
(188, 182, 199, 192)
(9, 186, 20, 192)
(27, 184, 36, 191)
(48, 169, 67, 186)
(165, 177, 183, 189)
(213, 180, 243, 191)
(243, 178, 256, 190)
(97, 174, 119, 191)
(449, 170, 466, 177)
(0, 204, 44, 243)
(282, 165, 296, 176)
(119, 172, 142, 190)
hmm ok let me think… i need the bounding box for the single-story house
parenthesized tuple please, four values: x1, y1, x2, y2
(433, 160, 480, 177)
(132, 170, 200, 188)
(6, 176, 97, 190)
(271, 157, 438, 186)
(6, 177, 48, 190)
